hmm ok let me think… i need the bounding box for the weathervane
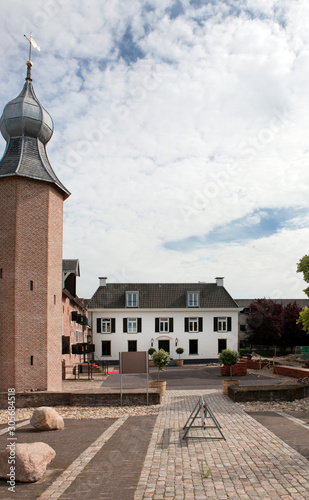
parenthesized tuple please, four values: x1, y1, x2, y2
(24, 33, 41, 61)
(23, 33, 41, 80)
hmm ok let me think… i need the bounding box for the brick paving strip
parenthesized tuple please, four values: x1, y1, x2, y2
(0, 419, 30, 436)
(277, 412, 309, 431)
(134, 389, 309, 500)
(39, 416, 129, 499)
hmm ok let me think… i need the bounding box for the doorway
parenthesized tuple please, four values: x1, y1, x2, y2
(158, 339, 170, 353)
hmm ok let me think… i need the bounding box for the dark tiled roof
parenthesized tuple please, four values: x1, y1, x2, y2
(63, 259, 80, 276)
(0, 137, 70, 198)
(87, 283, 239, 309)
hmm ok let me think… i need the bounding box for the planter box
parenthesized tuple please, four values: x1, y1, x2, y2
(220, 360, 247, 376)
(222, 379, 239, 394)
(176, 360, 184, 366)
(149, 380, 166, 393)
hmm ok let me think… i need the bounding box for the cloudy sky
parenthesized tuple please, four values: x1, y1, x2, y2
(1, 0, 309, 300)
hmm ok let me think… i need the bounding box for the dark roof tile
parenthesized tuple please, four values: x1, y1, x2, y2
(87, 283, 239, 309)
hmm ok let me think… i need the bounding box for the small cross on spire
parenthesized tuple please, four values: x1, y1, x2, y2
(23, 33, 41, 81)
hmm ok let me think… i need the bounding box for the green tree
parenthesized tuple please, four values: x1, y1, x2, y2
(297, 255, 309, 297)
(297, 306, 309, 335)
(296, 255, 309, 334)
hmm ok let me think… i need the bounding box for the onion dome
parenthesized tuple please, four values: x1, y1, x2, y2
(0, 61, 70, 199)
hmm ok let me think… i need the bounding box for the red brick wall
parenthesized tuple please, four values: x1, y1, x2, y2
(274, 365, 309, 379)
(61, 294, 85, 377)
(0, 177, 64, 392)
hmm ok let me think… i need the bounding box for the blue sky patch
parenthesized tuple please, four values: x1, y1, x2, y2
(118, 26, 145, 64)
(164, 207, 308, 252)
(166, 1, 185, 20)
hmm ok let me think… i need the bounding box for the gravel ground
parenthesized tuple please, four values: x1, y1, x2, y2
(1, 369, 308, 424)
(0, 404, 160, 424)
(1, 397, 308, 425)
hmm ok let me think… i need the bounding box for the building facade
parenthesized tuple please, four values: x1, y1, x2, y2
(0, 61, 70, 392)
(61, 260, 89, 378)
(87, 277, 241, 363)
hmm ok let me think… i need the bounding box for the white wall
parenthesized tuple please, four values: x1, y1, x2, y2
(89, 308, 239, 362)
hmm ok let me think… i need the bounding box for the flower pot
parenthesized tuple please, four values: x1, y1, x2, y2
(149, 380, 166, 392)
(176, 360, 183, 366)
(149, 360, 154, 367)
(222, 379, 239, 395)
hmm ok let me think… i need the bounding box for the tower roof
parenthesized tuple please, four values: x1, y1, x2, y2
(0, 61, 70, 199)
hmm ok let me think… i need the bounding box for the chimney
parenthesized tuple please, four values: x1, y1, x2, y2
(215, 277, 224, 287)
(99, 277, 108, 287)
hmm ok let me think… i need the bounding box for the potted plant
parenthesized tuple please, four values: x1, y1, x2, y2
(148, 347, 156, 366)
(219, 348, 240, 394)
(175, 347, 184, 366)
(149, 349, 170, 392)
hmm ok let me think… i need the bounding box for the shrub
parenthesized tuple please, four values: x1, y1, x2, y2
(152, 349, 171, 380)
(175, 347, 184, 358)
(148, 347, 156, 357)
(219, 349, 240, 380)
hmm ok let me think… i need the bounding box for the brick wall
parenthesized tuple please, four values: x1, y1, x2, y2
(61, 293, 86, 378)
(274, 365, 309, 379)
(0, 390, 161, 408)
(0, 177, 64, 392)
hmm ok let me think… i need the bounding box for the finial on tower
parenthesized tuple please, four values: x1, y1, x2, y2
(24, 33, 41, 81)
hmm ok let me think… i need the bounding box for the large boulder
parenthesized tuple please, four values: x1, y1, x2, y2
(0, 442, 56, 482)
(30, 407, 64, 431)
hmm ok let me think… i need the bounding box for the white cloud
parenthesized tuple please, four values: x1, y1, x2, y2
(0, 0, 309, 299)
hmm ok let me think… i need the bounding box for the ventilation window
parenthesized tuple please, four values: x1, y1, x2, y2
(30, 356, 34, 365)
(0, 269, 2, 279)
(30, 280, 34, 291)
(54, 295, 56, 305)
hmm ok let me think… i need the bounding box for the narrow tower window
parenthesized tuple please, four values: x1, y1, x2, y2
(0, 269, 2, 279)
(30, 280, 34, 291)
(30, 356, 34, 365)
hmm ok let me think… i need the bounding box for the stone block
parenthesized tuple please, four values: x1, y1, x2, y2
(30, 406, 64, 431)
(0, 442, 55, 482)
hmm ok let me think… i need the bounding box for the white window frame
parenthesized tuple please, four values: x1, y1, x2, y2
(102, 318, 111, 333)
(218, 317, 227, 332)
(126, 291, 139, 308)
(159, 318, 169, 332)
(189, 318, 198, 332)
(187, 291, 199, 307)
(127, 318, 137, 333)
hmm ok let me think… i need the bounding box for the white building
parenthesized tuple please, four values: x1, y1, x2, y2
(87, 277, 241, 364)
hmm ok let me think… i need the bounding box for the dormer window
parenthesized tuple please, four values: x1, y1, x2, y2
(187, 291, 199, 307)
(126, 291, 139, 308)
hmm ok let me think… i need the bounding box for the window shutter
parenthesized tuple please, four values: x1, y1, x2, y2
(227, 317, 232, 331)
(155, 318, 159, 332)
(198, 317, 203, 332)
(138, 318, 142, 333)
(111, 318, 116, 333)
(123, 318, 127, 333)
(169, 318, 174, 332)
(97, 318, 101, 333)
(184, 317, 189, 332)
(214, 317, 218, 332)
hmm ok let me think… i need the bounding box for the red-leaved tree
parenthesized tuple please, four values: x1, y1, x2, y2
(246, 298, 283, 345)
(282, 301, 308, 347)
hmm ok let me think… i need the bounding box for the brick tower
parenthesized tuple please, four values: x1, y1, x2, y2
(0, 61, 70, 392)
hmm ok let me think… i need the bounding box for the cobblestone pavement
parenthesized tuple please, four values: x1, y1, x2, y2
(134, 390, 309, 500)
(1, 389, 305, 499)
(0, 373, 309, 499)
